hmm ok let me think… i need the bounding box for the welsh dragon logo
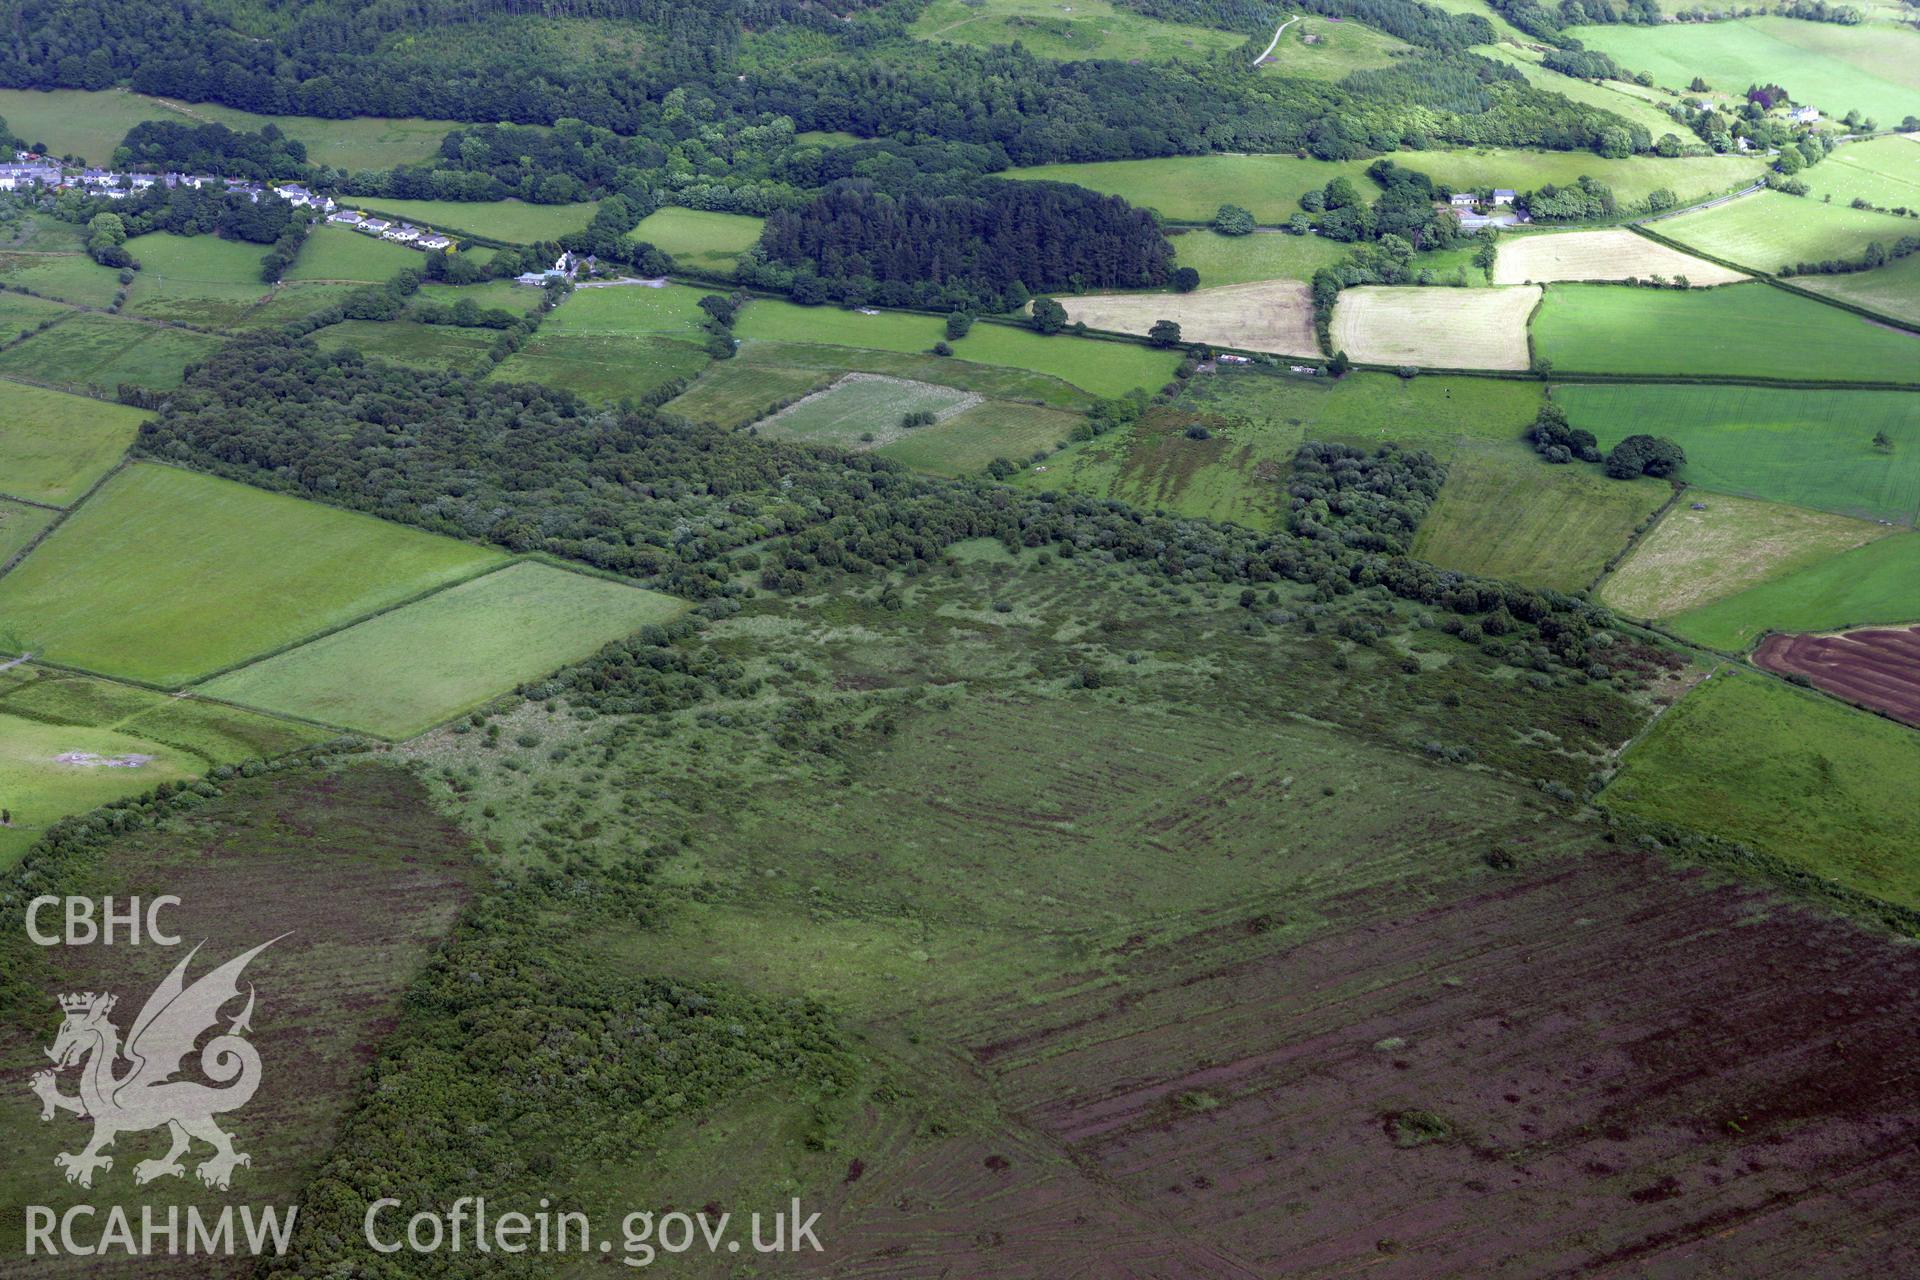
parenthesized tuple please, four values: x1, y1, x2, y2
(28, 938, 281, 1191)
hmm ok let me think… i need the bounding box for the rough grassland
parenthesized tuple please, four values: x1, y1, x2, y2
(202, 562, 687, 738)
(489, 333, 711, 403)
(0, 250, 123, 307)
(0, 714, 199, 867)
(662, 361, 837, 428)
(1531, 282, 1920, 383)
(1666, 532, 1920, 651)
(122, 232, 272, 327)
(1494, 228, 1746, 286)
(1603, 670, 1920, 910)
(0, 463, 505, 685)
(311, 319, 498, 373)
(1600, 493, 1890, 620)
(1481, 45, 1695, 142)
(0, 313, 223, 392)
(542, 282, 713, 339)
(911, 0, 1243, 63)
(1658, 191, 1915, 273)
(1255, 14, 1411, 79)
(1801, 134, 1920, 209)
(0, 499, 54, 568)
(1794, 248, 1920, 327)
(1557, 384, 1920, 522)
(0, 380, 146, 506)
(1330, 285, 1539, 370)
(1571, 18, 1920, 125)
(628, 208, 765, 274)
(755, 375, 975, 451)
(1411, 438, 1669, 590)
(355, 197, 600, 243)
(1059, 280, 1319, 357)
(1169, 228, 1354, 288)
(877, 401, 1082, 476)
(285, 226, 425, 282)
(672, 339, 1094, 419)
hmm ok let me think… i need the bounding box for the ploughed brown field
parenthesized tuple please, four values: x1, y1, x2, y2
(1754, 625, 1920, 726)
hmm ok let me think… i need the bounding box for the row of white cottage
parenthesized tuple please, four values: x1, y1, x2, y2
(325, 208, 452, 252)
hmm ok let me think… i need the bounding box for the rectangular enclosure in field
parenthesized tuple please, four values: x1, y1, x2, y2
(1058, 280, 1320, 357)
(1329, 285, 1539, 370)
(200, 561, 688, 737)
(1493, 229, 1746, 287)
(0, 380, 147, 506)
(0, 463, 505, 685)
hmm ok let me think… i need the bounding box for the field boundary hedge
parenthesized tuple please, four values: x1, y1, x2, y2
(0, 457, 129, 582)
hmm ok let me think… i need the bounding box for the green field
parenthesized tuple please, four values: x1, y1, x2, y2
(285, 226, 426, 282)
(356, 198, 600, 244)
(910, 0, 1243, 62)
(1556, 384, 1920, 523)
(240, 283, 362, 327)
(1658, 191, 1915, 273)
(0, 463, 505, 685)
(0, 499, 55, 567)
(1571, 17, 1920, 126)
(0, 312, 223, 391)
(755, 376, 976, 451)
(0, 251, 124, 307)
(0, 380, 146, 506)
(1255, 15, 1411, 80)
(1411, 438, 1669, 591)
(1531, 282, 1920, 384)
(1794, 251, 1920, 327)
(542, 283, 713, 338)
(202, 561, 688, 737)
(122, 232, 270, 326)
(312, 319, 499, 372)
(876, 401, 1082, 476)
(0, 290, 78, 344)
(697, 338, 1097, 411)
(491, 333, 711, 403)
(663, 360, 837, 428)
(1481, 45, 1695, 143)
(1801, 135, 1920, 209)
(1170, 228, 1354, 288)
(0, 713, 199, 866)
(1399, 148, 1762, 210)
(629, 208, 765, 275)
(1665, 532, 1920, 651)
(1602, 671, 1920, 910)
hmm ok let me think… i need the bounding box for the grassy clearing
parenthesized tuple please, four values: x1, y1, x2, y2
(1059, 280, 1318, 356)
(1005, 154, 1380, 224)
(1169, 228, 1353, 288)
(121, 232, 273, 327)
(0, 251, 123, 307)
(1794, 251, 1920, 327)
(754, 375, 976, 451)
(1665, 532, 1920, 651)
(1801, 135, 1920, 209)
(1602, 670, 1920, 910)
(355, 198, 599, 243)
(1256, 15, 1411, 79)
(0, 380, 146, 506)
(312, 319, 499, 372)
(490, 333, 711, 403)
(1330, 285, 1538, 370)
(203, 562, 687, 738)
(0, 714, 199, 867)
(876, 401, 1082, 476)
(1494, 228, 1746, 286)
(1531, 282, 1920, 383)
(0, 499, 54, 566)
(285, 226, 425, 282)
(1600, 493, 1890, 620)
(629, 208, 765, 275)
(1556, 384, 1920, 522)
(238, 282, 361, 328)
(0, 463, 505, 685)
(544, 282, 713, 338)
(1571, 18, 1920, 126)
(1658, 191, 1915, 273)
(910, 0, 1243, 62)
(663, 361, 837, 428)
(0, 313, 223, 392)
(1411, 438, 1669, 590)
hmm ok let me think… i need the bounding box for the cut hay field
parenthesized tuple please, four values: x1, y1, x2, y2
(0, 313, 223, 392)
(1801, 134, 1920, 209)
(1411, 438, 1669, 591)
(0, 499, 54, 567)
(490, 334, 710, 403)
(312, 319, 499, 372)
(0, 250, 123, 307)
(1531, 282, 1920, 383)
(356, 198, 599, 244)
(628, 208, 764, 275)
(1556, 384, 1920, 522)
(0, 380, 146, 506)
(1657, 191, 1914, 273)
(1570, 18, 1920, 126)
(909, 0, 1243, 63)
(754, 375, 976, 451)
(1599, 493, 1889, 621)
(1494, 228, 1745, 286)
(1603, 670, 1920, 909)
(202, 562, 686, 738)
(1666, 531, 1920, 652)
(876, 401, 1082, 476)
(1058, 279, 1319, 356)
(285, 226, 424, 282)
(122, 232, 270, 327)
(0, 713, 199, 867)
(0, 463, 505, 685)
(1794, 250, 1920, 327)
(1329, 285, 1538, 370)
(1169, 228, 1352, 288)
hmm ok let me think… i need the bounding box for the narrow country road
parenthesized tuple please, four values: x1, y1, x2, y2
(1253, 15, 1298, 65)
(1638, 180, 1764, 224)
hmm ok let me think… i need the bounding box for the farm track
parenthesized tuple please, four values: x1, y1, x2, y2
(1252, 15, 1298, 65)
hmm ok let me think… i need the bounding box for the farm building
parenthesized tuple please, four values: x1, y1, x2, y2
(1449, 193, 1476, 208)
(1790, 106, 1820, 124)
(1491, 189, 1517, 206)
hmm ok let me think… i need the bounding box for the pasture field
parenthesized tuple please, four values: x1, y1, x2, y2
(628, 208, 765, 274)
(0, 499, 54, 567)
(733, 298, 945, 352)
(1571, 18, 1920, 125)
(1800, 134, 1920, 209)
(1057, 279, 1319, 356)
(1169, 228, 1353, 288)
(1657, 191, 1914, 273)
(1184, 368, 1542, 458)
(413, 280, 539, 314)
(754, 375, 977, 451)
(0, 313, 223, 391)
(1600, 493, 1890, 621)
(1493, 228, 1745, 286)
(1005, 154, 1380, 223)
(674, 337, 1097, 416)
(312, 319, 499, 372)
(1531, 282, 1920, 383)
(284, 226, 425, 282)
(1480, 45, 1695, 142)
(0, 214, 86, 253)
(0, 379, 147, 506)
(489, 333, 711, 402)
(1603, 670, 1920, 910)
(1666, 532, 1920, 651)
(0, 665, 325, 763)
(0, 463, 505, 685)
(355, 197, 600, 244)
(1556, 384, 1920, 522)
(876, 401, 1082, 476)
(0, 250, 123, 307)
(543, 282, 713, 339)
(121, 231, 270, 326)
(0, 290, 76, 346)
(662, 361, 836, 428)
(1255, 16, 1411, 80)
(909, 0, 1243, 63)
(202, 562, 688, 738)
(1794, 251, 1920, 327)
(1329, 284, 1538, 370)
(1410, 438, 1669, 591)
(239, 282, 361, 327)
(0, 713, 199, 867)
(1397, 147, 1762, 209)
